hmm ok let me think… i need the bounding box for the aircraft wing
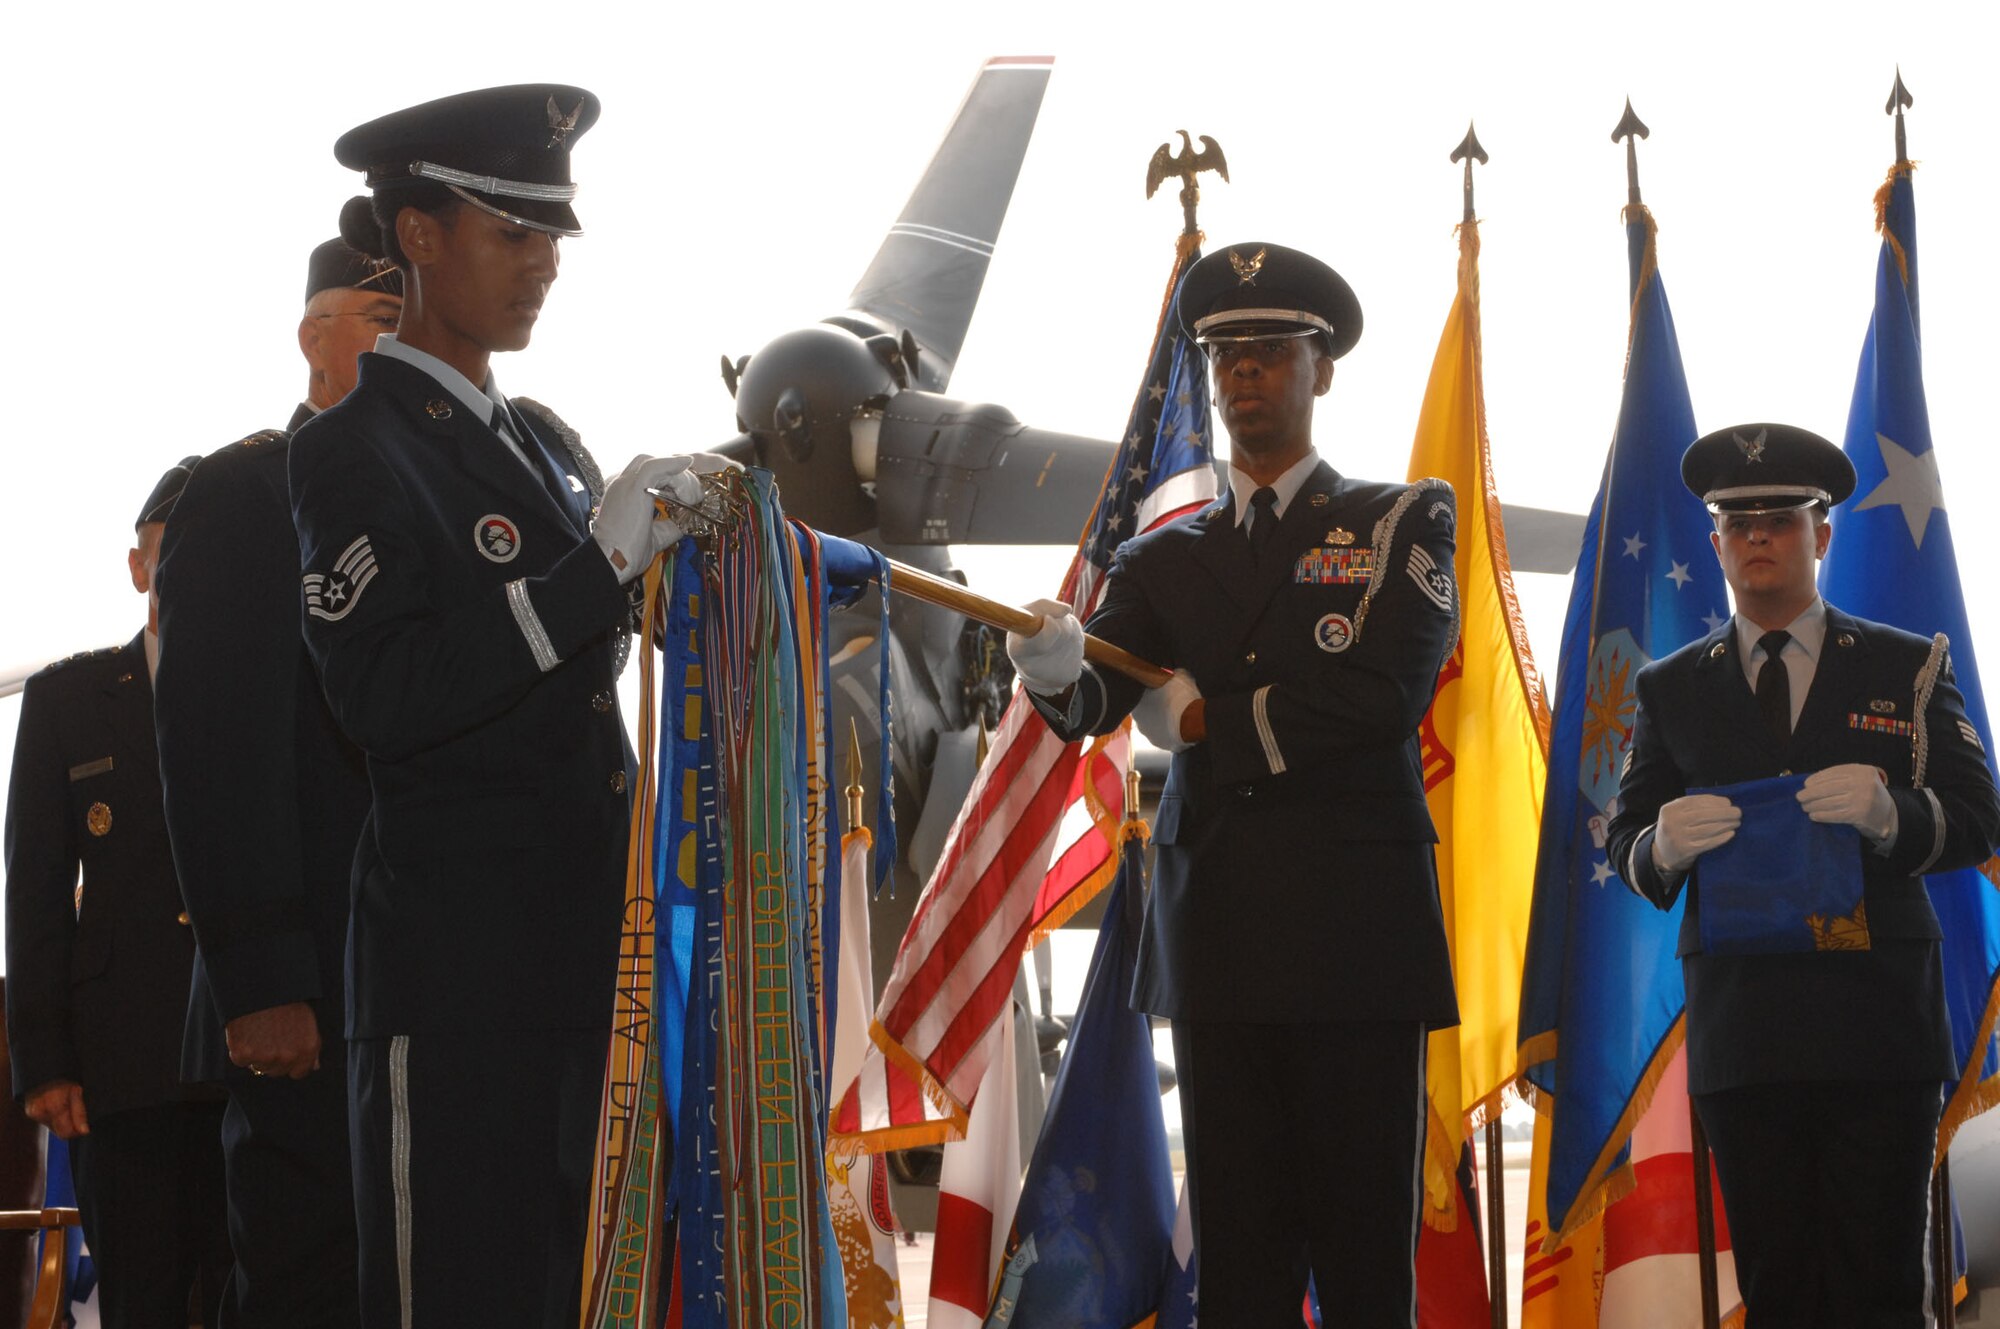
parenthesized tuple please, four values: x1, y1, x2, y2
(845, 56, 1053, 392)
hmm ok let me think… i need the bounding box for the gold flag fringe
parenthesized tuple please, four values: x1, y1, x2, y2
(1513, 1015, 1687, 1253)
(1939, 966, 2000, 1164)
(1454, 217, 1554, 758)
(1025, 725, 1131, 949)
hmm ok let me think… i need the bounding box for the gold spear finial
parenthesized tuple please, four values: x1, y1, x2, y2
(1451, 121, 1489, 225)
(845, 718, 866, 830)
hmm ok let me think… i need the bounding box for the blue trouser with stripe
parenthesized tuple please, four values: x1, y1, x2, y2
(349, 1030, 601, 1329)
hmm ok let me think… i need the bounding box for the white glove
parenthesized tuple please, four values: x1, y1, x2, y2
(593, 454, 700, 584)
(688, 452, 743, 475)
(1650, 794, 1741, 875)
(1006, 599, 1085, 693)
(1798, 764, 1899, 842)
(1133, 669, 1201, 753)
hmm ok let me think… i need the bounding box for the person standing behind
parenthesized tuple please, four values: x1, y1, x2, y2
(153, 239, 402, 1327)
(292, 239, 405, 431)
(1607, 424, 2000, 1326)
(1006, 242, 1460, 1326)
(292, 85, 700, 1326)
(5, 459, 232, 1327)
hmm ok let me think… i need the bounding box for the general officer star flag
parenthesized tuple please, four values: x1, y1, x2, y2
(985, 817, 1175, 1329)
(1819, 154, 2000, 1152)
(1515, 203, 1728, 1248)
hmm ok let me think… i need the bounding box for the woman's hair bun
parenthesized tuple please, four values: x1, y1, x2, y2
(338, 194, 388, 260)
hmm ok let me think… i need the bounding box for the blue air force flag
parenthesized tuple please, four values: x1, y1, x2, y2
(1517, 205, 1725, 1242)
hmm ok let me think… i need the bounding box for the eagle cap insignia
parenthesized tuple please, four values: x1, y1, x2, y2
(546, 97, 583, 149)
(1734, 428, 1768, 463)
(1229, 247, 1267, 285)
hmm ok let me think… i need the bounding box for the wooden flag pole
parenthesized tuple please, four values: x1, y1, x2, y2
(650, 480, 1172, 688)
(1484, 1118, 1508, 1328)
(1688, 1096, 1722, 1329)
(878, 556, 1172, 688)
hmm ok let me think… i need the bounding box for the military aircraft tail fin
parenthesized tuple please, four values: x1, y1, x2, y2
(845, 56, 1053, 393)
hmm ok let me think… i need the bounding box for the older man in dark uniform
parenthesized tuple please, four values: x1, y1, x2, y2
(5, 460, 231, 1327)
(154, 239, 401, 1327)
(1006, 243, 1459, 1325)
(291, 86, 699, 1327)
(1607, 424, 2000, 1327)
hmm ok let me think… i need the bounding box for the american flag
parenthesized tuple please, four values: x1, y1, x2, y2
(831, 238, 1217, 1150)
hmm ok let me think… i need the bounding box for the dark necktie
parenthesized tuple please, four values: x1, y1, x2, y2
(1756, 630, 1793, 745)
(1246, 486, 1279, 562)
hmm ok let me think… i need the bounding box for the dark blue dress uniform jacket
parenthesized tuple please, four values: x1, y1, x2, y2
(5, 635, 209, 1115)
(1605, 607, 2000, 1094)
(1032, 460, 1461, 1027)
(288, 353, 632, 1038)
(156, 412, 372, 1079)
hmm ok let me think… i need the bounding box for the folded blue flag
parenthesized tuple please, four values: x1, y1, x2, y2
(1692, 772, 1865, 955)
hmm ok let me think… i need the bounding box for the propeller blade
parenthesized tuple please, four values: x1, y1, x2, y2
(846, 56, 1053, 392)
(1498, 502, 1586, 575)
(870, 390, 1122, 546)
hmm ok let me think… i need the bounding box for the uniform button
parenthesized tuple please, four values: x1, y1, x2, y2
(1243, 651, 1257, 666)
(609, 771, 628, 794)
(177, 911, 192, 927)
(591, 691, 614, 714)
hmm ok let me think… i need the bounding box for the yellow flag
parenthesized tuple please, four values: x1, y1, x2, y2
(1406, 220, 1550, 1227)
(1520, 1109, 1605, 1327)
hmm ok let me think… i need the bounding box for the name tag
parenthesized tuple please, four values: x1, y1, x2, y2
(1294, 547, 1373, 585)
(68, 757, 114, 782)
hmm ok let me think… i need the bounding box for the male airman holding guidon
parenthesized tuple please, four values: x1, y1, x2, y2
(1607, 423, 2000, 1325)
(1007, 241, 1460, 1325)
(290, 85, 705, 1325)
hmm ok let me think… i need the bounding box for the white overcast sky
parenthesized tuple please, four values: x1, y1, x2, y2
(3, 2, 1997, 951)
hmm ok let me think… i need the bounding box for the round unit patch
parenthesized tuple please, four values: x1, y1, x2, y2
(475, 515, 521, 563)
(1314, 613, 1355, 654)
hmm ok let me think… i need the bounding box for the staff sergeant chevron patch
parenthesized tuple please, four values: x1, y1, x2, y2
(303, 534, 379, 622)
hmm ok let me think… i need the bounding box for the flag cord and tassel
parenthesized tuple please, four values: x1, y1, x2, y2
(1874, 159, 1916, 289)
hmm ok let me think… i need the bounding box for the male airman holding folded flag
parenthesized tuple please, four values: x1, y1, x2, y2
(1607, 423, 2000, 1325)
